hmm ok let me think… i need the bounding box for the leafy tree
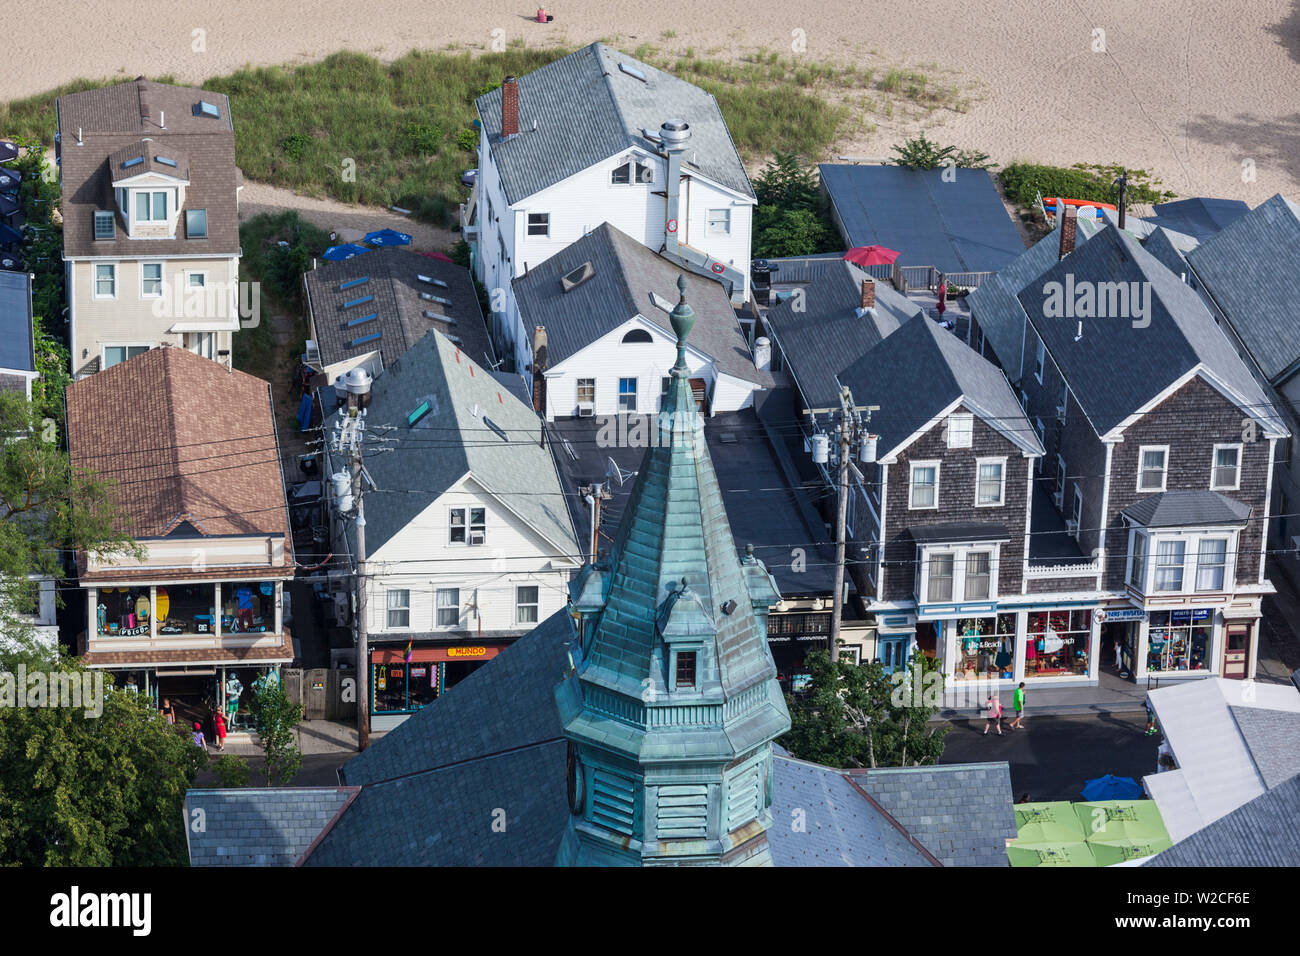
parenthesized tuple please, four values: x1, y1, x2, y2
(782, 649, 948, 767)
(891, 135, 993, 171)
(753, 150, 821, 209)
(0, 643, 206, 865)
(247, 673, 304, 786)
(754, 207, 836, 258)
(211, 753, 251, 788)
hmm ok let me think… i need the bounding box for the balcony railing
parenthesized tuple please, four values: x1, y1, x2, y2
(1025, 556, 1100, 579)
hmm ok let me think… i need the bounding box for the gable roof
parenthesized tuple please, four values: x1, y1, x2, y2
(1185, 194, 1300, 382)
(1145, 772, 1300, 867)
(1144, 197, 1250, 243)
(1014, 224, 1282, 438)
(1121, 490, 1252, 528)
(304, 248, 493, 374)
(328, 329, 577, 558)
(0, 271, 35, 375)
(513, 222, 764, 383)
(762, 258, 920, 410)
(184, 787, 358, 866)
(57, 78, 240, 259)
(852, 762, 1016, 867)
(65, 347, 292, 549)
(1140, 225, 1199, 277)
(477, 43, 753, 204)
(838, 312, 1043, 461)
(1228, 705, 1300, 788)
(818, 164, 1027, 274)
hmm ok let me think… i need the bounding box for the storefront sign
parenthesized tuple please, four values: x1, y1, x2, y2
(447, 646, 487, 658)
(1170, 608, 1211, 624)
(1097, 608, 1146, 623)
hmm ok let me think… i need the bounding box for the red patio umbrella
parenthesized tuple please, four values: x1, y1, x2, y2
(843, 245, 901, 267)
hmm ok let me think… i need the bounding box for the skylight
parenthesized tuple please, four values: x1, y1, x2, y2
(561, 261, 595, 293)
(483, 417, 509, 442)
(338, 277, 370, 291)
(345, 313, 378, 328)
(619, 63, 647, 82)
(417, 274, 449, 289)
(423, 310, 455, 324)
(154, 155, 178, 167)
(342, 294, 374, 309)
(420, 292, 452, 306)
(407, 400, 432, 427)
(120, 156, 144, 169)
(349, 331, 382, 347)
(196, 100, 221, 118)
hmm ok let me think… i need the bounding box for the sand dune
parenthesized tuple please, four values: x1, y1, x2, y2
(12, 1, 1300, 202)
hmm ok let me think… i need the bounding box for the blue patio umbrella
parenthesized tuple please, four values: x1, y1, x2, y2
(363, 228, 411, 247)
(321, 243, 371, 261)
(0, 141, 17, 163)
(1081, 774, 1143, 802)
(0, 166, 20, 191)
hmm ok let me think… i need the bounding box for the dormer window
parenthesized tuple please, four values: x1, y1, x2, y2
(94, 211, 115, 240)
(675, 651, 697, 689)
(185, 209, 208, 238)
(134, 190, 167, 222)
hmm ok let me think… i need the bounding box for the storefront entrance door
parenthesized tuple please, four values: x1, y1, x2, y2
(1222, 623, 1252, 679)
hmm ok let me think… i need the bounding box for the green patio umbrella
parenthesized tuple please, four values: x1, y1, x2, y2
(1007, 841, 1097, 867)
(1014, 801, 1080, 832)
(1089, 838, 1172, 866)
(1015, 818, 1089, 845)
(1074, 801, 1171, 844)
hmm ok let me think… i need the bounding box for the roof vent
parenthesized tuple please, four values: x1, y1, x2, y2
(561, 261, 595, 292)
(154, 155, 178, 168)
(417, 274, 449, 289)
(419, 292, 452, 306)
(619, 63, 648, 83)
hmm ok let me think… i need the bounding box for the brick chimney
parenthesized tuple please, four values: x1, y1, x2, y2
(861, 278, 876, 310)
(501, 76, 519, 138)
(531, 325, 548, 413)
(1058, 205, 1078, 260)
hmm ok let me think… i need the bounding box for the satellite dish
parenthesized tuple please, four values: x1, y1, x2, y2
(606, 457, 636, 487)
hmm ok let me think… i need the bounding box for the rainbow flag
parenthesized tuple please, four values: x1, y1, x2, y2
(403, 639, 413, 663)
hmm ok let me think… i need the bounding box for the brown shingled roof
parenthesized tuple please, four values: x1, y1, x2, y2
(106, 140, 191, 182)
(81, 630, 295, 668)
(57, 79, 239, 259)
(65, 347, 292, 551)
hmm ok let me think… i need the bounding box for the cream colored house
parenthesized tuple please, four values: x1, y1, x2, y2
(56, 79, 243, 377)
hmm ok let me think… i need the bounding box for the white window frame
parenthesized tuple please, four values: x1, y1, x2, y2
(947, 412, 973, 449)
(618, 377, 638, 413)
(1071, 484, 1083, 539)
(1054, 454, 1066, 500)
(94, 263, 117, 299)
(707, 208, 732, 235)
(1128, 529, 1147, 589)
(1035, 418, 1046, 471)
(918, 542, 1001, 604)
(1211, 443, 1242, 491)
(101, 343, 150, 369)
(1137, 445, 1169, 492)
(1034, 337, 1045, 384)
(515, 585, 540, 625)
(909, 460, 940, 510)
(133, 188, 168, 223)
(435, 588, 460, 629)
(186, 270, 208, 290)
(974, 457, 1006, 507)
(1153, 538, 1186, 592)
(925, 552, 955, 602)
(576, 378, 595, 405)
(140, 261, 164, 298)
(386, 588, 411, 629)
(526, 212, 550, 237)
(449, 507, 486, 546)
(1195, 537, 1228, 592)
(185, 331, 216, 360)
(964, 550, 992, 600)
(610, 162, 632, 185)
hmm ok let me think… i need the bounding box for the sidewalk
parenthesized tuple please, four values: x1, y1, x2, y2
(210, 718, 358, 757)
(937, 670, 1150, 721)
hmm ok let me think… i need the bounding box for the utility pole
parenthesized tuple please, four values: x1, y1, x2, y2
(806, 386, 879, 662)
(1114, 169, 1128, 230)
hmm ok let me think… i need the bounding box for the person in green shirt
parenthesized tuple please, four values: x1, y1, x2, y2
(1010, 682, 1026, 729)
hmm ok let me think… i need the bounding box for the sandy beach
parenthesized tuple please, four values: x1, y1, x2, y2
(11, 1, 1300, 203)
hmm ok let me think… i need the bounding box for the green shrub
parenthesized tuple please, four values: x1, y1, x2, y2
(999, 162, 1174, 208)
(279, 133, 312, 161)
(456, 127, 478, 152)
(211, 753, 251, 788)
(754, 207, 838, 258)
(403, 121, 442, 154)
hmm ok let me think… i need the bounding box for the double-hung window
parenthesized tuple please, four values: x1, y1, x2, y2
(526, 212, 550, 236)
(386, 589, 410, 628)
(1138, 446, 1168, 492)
(515, 585, 539, 625)
(95, 263, 116, 298)
(435, 588, 460, 628)
(964, 552, 991, 600)
(975, 458, 1005, 506)
(1154, 540, 1186, 592)
(618, 377, 637, 412)
(910, 462, 939, 509)
(927, 553, 954, 602)
(1211, 445, 1241, 490)
(1196, 538, 1228, 591)
(141, 263, 163, 297)
(947, 413, 973, 449)
(576, 378, 595, 406)
(1129, 532, 1147, 588)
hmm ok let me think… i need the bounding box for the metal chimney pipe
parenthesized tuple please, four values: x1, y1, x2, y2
(660, 119, 691, 258)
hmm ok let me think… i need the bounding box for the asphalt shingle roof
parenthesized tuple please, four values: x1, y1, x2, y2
(1228, 705, 1300, 788)
(854, 762, 1016, 867)
(513, 222, 765, 383)
(1121, 490, 1252, 528)
(185, 787, 357, 866)
(1185, 194, 1300, 382)
(477, 43, 753, 204)
(818, 164, 1026, 274)
(1144, 197, 1250, 243)
(327, 329, 577, 559)
(305, 248, 492, 374)
(1145, 772, 1300, 867)
(0, 271, 35, 374)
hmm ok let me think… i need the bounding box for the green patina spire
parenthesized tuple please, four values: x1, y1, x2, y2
(669, 274, 694, 371)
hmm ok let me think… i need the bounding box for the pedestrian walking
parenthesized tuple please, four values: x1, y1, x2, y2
(983, 693, 1003, 735)
(1010, 682, 1026, 729)
(159, 697, 176, 725)
(214, 710, 227, 751)
(191, 721, 207, 750)
(1144, 699, 1157, 736)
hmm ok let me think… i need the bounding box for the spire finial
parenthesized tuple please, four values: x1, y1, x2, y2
(670, 275, 695, 370)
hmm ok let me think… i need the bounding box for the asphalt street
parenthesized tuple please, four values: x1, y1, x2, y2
(938, 712, 1160, 802)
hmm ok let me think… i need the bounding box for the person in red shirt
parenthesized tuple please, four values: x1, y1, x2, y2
(214, 710, 227, 751)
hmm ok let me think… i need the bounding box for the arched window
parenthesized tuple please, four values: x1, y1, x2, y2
(621, 329, 653, 344)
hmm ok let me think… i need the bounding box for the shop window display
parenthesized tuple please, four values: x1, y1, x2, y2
(1147, 610, 1211, 672)
(953, 614, 1016, 681)
(372, 661, 441, 714)
(96, 587, 152, 635)
(1025, 610, 1091, 676)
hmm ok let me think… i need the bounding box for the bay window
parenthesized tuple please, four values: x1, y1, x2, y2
(1153, 540, 1185, 591)
(964, 551, 991, 600)
(1195, 538, 1227, 591)
(927, 553, 954, 602)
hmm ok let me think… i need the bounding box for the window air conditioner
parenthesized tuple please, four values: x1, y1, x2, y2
(1052, 491, 1064, 509)
(577, 401, 595, 418)
(1066, 519, 1080, 537)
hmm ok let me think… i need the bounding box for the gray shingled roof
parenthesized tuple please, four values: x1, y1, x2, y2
(305, 248, 493, 374)
(327, 329, 577, 558)
(838, 312, 1044, 461)
(1145, 197, 1250, 243)
(1016, 224, 1283, 438)
(1186, 194, 1300, 382)
(476, 43, 753, 204)
(1145, 772, 1300, 867)
(513, 222, 765, 384)
(184, 788, 357, 866)
(854, 762, 1016, 867)
(0, 271, 35, 374)
(1228, 706, 1300, 788)
(763, 259, 920, 410)
(768, 755, 935, 866)
(1140, 225, 1199, 278)
(1122, 490, 1252, 528)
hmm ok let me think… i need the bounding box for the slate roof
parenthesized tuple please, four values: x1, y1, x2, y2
(762, 258, 920, 409)
(1144, 197, 1250, 243)
(0, 270, 35, 374)
(477, 43, 754, 204)
(326, 328, 577, 560)
(65, 347, 293, 565)
(1145, 772, 1300, 867)
(1014, 224, 1283, 438)
(57, 79, 240, 259)
(1121, 490, 1252, 528)
(838, 312, 1044, 461)
(513, 222, 765, 383)
(1185, 194, 1300, 382)
(1227, 705, 1300, 788)
(1140, 225, 1198, 278)
(304, 248, 493, 375)
(767, 755, 936, 866)
(852, 762, 1016, 867)
(818, 164, 1026, 274)
(185, 787, 357, 866)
